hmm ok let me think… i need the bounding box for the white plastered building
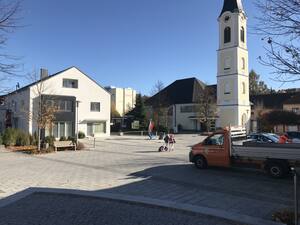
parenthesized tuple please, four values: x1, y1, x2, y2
(0, 67, 110, 138)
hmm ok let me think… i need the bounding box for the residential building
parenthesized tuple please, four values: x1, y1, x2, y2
(0, 67, 111, 138)
(250, 92, 300, 132)
(106, 86, 136, 116)
(283, 93, 300, 115)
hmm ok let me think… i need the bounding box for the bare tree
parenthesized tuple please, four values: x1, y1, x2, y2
(0, 1, 22, 93)
(195, 86, 217, 132)
(25, 71, 58, 151)
(255, 0, 300, 82)
(150, 80, 167, 129)
(150, 80, 164, 96)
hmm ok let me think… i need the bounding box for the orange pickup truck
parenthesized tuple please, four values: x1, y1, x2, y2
(189, 129, 300, 178)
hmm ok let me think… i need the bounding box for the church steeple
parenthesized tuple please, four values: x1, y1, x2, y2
(220, 0, 244, 17)
(216, 0, 251, 131)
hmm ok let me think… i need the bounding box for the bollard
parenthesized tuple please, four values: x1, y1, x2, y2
(93, 138, 96, 149)
(292, 167, 298, 225)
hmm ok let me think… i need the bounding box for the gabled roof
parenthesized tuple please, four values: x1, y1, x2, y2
(283, 93, 300, 105)
(2, 66, 110, 97)
(145, 77, 216, 106)
(220, 0, 244, 17)
(250, 92, 300, 109)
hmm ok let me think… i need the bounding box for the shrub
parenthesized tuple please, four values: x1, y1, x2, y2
(78, 131, 85, 139)
(15, 131, 30, 146)
(67, 136, 76, 144)
(2, 128, 18, 146)
(30, 132, 38, 146)
(0, 134, 2, 145)
(59, 136, 67, 141)
(3, 128, 30, 146)
(44, 136, 55, 146)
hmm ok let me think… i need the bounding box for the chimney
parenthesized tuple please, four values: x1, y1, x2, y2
(40, 68, 48, 80)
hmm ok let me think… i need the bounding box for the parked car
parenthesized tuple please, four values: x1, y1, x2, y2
(286, 131, 300, 143)
(247, 133, 279, 144)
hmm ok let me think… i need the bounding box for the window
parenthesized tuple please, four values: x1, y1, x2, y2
(240, 27, 245, 43)
(52, 121, 73, 138)
(63, 79, 78, 88)
(224, 27, 231, 43)
(241, 113, 247, 126)
(242, 82, 246, 94)
(241, 58, 245, 70)
(47, 100, 72, 112)
(58, 100, 72, 112)
(59, 122, 65, 138)
(91, 102, 100, 112)
(180, 105, 196, 113)
(224, 57, 231, 70)
(292, 108, 300, 114)
(94, 123, 106, 133)
(224, 82, 231, 95)
(87, 122, 106, 136)
(204, 134, 224, 146)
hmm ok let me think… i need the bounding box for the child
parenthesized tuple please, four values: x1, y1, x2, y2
(167, 130, 176, 151)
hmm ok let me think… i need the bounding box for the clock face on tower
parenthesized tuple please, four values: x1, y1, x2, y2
(224, 16, 230, 23)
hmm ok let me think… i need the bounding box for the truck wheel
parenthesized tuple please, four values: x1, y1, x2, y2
(194, 155, 208, 169)
(265, 161, 288, 178)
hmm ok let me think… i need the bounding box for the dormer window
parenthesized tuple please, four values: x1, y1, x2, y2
(224, 27, 231, 43)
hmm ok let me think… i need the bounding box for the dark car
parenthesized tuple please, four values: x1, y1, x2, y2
(247, 133, 279, 144)
(286, 131, 300, 139)
(286, 131, 300, 143)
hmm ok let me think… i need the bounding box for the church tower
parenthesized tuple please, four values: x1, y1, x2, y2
(217, 0, 251, 130)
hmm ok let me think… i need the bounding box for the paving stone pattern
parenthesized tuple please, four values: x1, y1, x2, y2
(0, 134, 296, 222)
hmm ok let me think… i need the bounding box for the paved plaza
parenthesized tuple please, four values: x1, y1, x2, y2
(0, 134, 294, 224)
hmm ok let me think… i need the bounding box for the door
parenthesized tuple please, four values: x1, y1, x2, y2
(87, 123, 93, 136)
(202, 134, 230, 167)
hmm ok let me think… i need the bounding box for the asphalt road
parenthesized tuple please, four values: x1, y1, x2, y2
(0, 192, 244, 225)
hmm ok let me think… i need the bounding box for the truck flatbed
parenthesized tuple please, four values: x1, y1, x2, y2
(232, 143, 300, 161)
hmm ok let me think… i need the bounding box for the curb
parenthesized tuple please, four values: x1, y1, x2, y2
(0, 187, 284, 225)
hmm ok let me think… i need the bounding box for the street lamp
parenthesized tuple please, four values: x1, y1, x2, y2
(76, 100, 81, 146)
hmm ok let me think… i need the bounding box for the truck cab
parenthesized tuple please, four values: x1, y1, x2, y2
(189, 130, 231, 169)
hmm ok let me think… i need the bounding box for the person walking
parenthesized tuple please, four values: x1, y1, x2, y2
(148, 120, 154, 140)
(168, 130, 176, 151)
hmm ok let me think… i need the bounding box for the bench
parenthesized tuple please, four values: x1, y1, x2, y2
(53, 141, 76, 152)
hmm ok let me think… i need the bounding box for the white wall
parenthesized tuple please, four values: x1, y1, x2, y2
(175, 104, 198, 131)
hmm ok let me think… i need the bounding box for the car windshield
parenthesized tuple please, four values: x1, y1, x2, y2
(264, 133, 279, 142)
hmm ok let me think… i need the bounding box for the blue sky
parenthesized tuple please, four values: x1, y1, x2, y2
(6, 0, 300, 95)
